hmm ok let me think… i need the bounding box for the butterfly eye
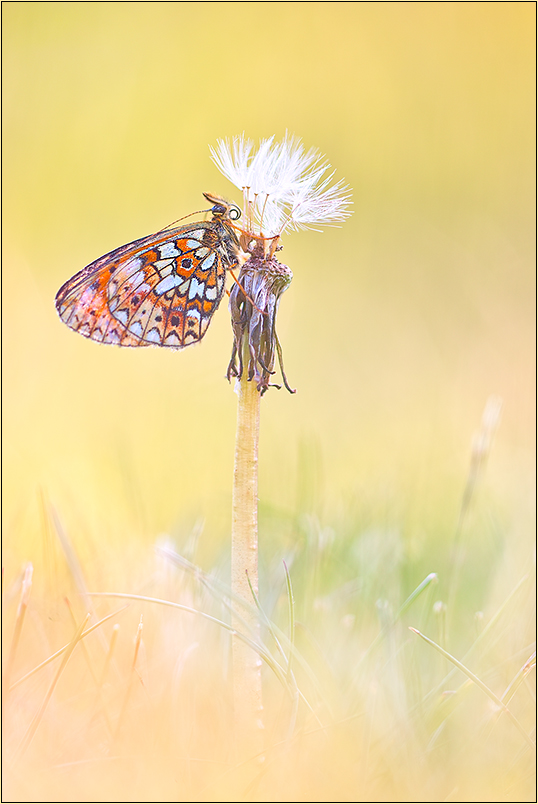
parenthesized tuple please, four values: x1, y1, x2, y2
(212, 203, 227, 216)
(229, 206, 241, 221)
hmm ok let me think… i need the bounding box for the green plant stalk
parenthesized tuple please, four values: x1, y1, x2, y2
(231, 366, 264, 756)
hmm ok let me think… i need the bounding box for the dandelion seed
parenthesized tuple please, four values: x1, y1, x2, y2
(210, 133, 353, 238)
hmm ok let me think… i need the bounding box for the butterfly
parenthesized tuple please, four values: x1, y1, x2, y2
(55, 193, 242, 349)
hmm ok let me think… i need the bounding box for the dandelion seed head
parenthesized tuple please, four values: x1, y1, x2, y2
(210, 134, 352, 238)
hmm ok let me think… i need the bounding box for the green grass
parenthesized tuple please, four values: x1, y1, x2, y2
(3, 456, 535, 802)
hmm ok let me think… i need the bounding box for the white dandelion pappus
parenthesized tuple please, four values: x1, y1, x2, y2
(209, 134, 353, 239)
(220, 135, 352, 394)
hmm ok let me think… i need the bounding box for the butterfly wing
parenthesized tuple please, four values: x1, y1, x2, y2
(56, 222, 237, 348)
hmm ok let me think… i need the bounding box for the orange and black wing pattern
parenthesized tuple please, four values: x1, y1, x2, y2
(55, 196, 241, 349)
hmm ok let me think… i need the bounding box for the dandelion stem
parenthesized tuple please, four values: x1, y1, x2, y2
(231, 362, 264, 757)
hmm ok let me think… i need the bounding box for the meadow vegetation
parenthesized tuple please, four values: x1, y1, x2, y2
(4, 424, 535, 801)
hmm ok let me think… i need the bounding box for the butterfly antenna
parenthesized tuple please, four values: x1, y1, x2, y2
(160, 208, 211, 232)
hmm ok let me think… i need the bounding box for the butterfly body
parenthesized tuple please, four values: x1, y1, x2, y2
(55, 194, 241, 349)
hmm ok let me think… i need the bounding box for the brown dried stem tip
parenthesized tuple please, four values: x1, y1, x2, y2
(227, 239, 295, 395)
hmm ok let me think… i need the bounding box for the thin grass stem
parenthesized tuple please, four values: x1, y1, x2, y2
(114, 616, 144, 742)
(12, 613, 91, 764)
(3, 563, 33, 696)
(409, 627, 535, 749)
(9, 606, 129, 691)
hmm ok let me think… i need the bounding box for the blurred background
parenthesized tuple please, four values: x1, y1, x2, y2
(3, 3, 535, 800)
(5, 0, 534, 566)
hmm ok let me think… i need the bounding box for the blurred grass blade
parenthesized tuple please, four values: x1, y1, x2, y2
(13, 613, 91, 764)
(100, 624, 120, 688)
(463, 573, 529, 656)
(409, 627, 535, 749)
(153, 553, 327, 710)
(348, 571, 439, 696)
(449, 396, 503, 613)
(92, 624, 121, 737)
(89, 590, 290, 689)
(395, 572, 438, 619)
(115, 616, 144, 741)
(422, 573, 530, 705)
(159, 544, 343, 717)
(10, 605, 129, 691)
(65, 596, 99, 686)
(242, 572, 330, 721)
(49, 505, 91, 610)
(283, 560, 295, 680)
(245, 568, 302, 737)
(4, 563, 33, 695)
(158, 546, 260, 638)
(282, 559, 300, 743)
(501, 650, 536, 705)
(457, 394, 503, 532)
(246, 570, 289, 670)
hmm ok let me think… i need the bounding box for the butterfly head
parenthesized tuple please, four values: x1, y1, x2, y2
(203, 192, 241, 222)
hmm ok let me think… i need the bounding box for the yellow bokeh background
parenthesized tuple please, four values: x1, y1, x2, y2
(5, 2, 534, 560)
(3, 4, 535, 801)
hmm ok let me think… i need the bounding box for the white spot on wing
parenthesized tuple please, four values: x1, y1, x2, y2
(159, 243, 180, 258)
(200, 252, 216, 270)
(130, 270, 145, 286)
(205, 285, 217, 300)
(146, 328, 162, 344)
(114, 308, 129, 325)
(154, 275, 180, 295)
(107, 329, 121, 344)
(154, 258, 176, 271)
(188, 278, 204, 299)
(130, 320, 144, 337)
(164, 330, 181, 347)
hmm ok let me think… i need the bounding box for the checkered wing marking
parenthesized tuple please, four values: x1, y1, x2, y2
(55, 223, 231, 349)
